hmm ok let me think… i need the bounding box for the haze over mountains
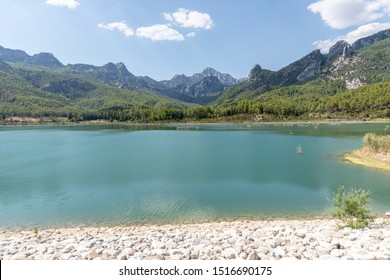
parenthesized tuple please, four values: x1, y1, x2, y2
(0, 29, 389, 121)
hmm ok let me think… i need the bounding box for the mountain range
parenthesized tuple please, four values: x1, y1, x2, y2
(247, 29, 390, 90)
(215, 29, 390, 106)
(0, 45, 242, 104)
(0, 29, 390, 121)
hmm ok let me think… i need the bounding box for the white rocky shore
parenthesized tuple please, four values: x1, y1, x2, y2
(1, 218, 389, 260)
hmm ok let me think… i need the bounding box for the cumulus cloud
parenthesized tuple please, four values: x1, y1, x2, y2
(98, 7, 213, 42)
(97, 22, 134, 37)
(164, 8, 214, 29)
(308, 0, 390, 29)
(46, 0, 80, 9)
(136, 24, 185, 41)
(313, 22, 390, 52)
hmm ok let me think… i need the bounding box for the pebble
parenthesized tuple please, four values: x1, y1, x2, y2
(0, 218, 389, 260)
(248, 251, 260, 260)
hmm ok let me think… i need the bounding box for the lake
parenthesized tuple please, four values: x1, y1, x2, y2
(1, 122, 390, 228)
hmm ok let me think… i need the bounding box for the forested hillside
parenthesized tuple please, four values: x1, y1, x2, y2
(1, 29, 390, 123)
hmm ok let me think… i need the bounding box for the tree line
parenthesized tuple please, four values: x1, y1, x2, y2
(1, 82, 389, 123)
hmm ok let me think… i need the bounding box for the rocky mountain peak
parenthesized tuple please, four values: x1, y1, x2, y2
(193, 67, 238, 86)
(101, 62, 116, 71)
(0, 46, 29, 62)
(248, 64, 263, 81)
(115, 62, 134, 77)
(327, 41, 353, 63)
(68, 63, 97, 72)
(194, 76, 224, 93)
(100, 62, 134, 78)
(161, 75, 225, 104)
(0, 47, 63, 68)
(161, 67, 239, 88)
(160, 74, 191, 88)
(201, 67, 218, 75)
(25, 52, 63, 68)
(247, 50, 325, 87)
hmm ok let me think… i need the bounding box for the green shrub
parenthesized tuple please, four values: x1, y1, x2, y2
(32, 227, 41, 239)
(333, 186, 374, 229)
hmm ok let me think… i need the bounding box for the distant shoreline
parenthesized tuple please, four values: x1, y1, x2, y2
(342, 148, 390, 173)
(1, 117, 390, 127)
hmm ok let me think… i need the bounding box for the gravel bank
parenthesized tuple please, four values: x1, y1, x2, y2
(1, 219, 389, 260)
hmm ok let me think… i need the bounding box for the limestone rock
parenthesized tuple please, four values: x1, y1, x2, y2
(248, 251, 260, 260)
(327, 41, 354, 63)
(86, 251, 99, 260)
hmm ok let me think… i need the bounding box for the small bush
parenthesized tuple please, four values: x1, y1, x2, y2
(363, 133, 390, 154)
(333, 186, 374, 229)
(32, 227, 41, 239)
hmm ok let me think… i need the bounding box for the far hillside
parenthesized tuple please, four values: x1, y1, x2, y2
(0, 29, 390, 123)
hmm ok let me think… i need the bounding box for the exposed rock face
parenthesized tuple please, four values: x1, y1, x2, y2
(352, 29, 390, 49)
(248, 64, 271, 82)
(25, 52, 64, 68)
(327, 41, 354, 64)
(296, 60, 322, 82)
(67, 62, 165, 91)
(162, 76, 225, 104)
(189, 76, 225, 97)
(0, 46, 165, 92)
(0, 47, 63, 68)
(161, 67, 239, 88)
(193, 67, 238, 86)
(247, 64, 274, 90)
(67, 63, 97, 72)
(248, 50, 325, 88)
(246, 29, 390, 92)
(94, 62, 135, 86)
(274, 50, 326, 85)
(160, 67, 239, 103)
(0, 46, 29, 62)
(1, 28, 390, 105)
(161, 74, 191, 88)
(345, 77, 365, 90)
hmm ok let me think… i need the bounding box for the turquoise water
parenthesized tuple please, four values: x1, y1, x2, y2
(1, 123, 390, 228)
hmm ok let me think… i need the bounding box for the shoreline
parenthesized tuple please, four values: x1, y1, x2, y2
(342, 148, 390, 173)
(1, 117, 390, 127)
(1, 218, 389, 260)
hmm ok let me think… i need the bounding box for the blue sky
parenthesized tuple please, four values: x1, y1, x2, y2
(1, 0, 390, 80)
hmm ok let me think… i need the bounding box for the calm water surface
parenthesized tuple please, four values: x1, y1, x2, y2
(1, 123, 390, 228)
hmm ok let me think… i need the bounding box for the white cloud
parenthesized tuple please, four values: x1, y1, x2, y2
(136, 24, 185, 41)
(164, 8, 214, 29)
(97, 7, 213, 42)
(313, 22, 390, 52)
(308, 0, 390, 29)
(187, 32, 196, 38)
(97, 22, 134, 37)
(46, 0, 80, 9)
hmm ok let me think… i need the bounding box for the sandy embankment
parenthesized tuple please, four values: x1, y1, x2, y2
(0, 218, 389, 260)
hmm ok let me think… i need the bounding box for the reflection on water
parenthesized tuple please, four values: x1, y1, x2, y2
(0, 123, 390, 228)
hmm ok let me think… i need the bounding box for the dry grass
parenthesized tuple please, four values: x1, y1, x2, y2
(342, 148, 390, 173)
